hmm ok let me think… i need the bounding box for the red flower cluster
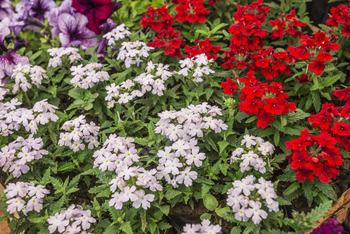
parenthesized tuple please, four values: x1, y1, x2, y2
(223, 0, 269, 70)
(326, 4, 350, 37)
(172, 0, 210, 23)
(222, 0, 340, 78)
(140, 5, 184, 58)
(221, 77, 238, 95)
(269, 10, 307, 39)
(184, 38, 221, 60)
(288, 30, 339, 75)
(286, 87, 350, 183)
(222, 71, 296, 128)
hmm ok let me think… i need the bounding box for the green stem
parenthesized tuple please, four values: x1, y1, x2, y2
(24, 92, 32, 108)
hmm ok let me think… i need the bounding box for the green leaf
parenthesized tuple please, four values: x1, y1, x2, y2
(134, 137, 148, 146)
(159, 205, 170, 216)
(203, 194, 218, 211)
(274, 132, 280, 146)
(283, 182, 300, 196)
(315, 180, 337, 201)
(230, 226, 242, 234)
(286, 112, 310, 123)
(302, 181, 314, 207)
(245, 116, 257, 123)
(321, 74, 341, 87)
(50, 196, 65, 214)
(207, 137, 218, 152)
(210, 23, 228, 34)
(218, 141, 230, 154)
(68, 88, 83, 99)
(103, 225, 119, 234)
(121, 221, 133, 234)
(309, 200, 332, 223)
(235, 111, 249, 123)
(58, 162, 75, 172)
(196, 176, 215, 185)
(311, 91, 321, 112)
(165, 188, 182, 200)
(206, 89, 214, 100)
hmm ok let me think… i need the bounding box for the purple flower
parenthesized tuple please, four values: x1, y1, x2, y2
(28, 0, 56, 22)
(0, 0, 13, 20)
(308, 218, 344, 234)
(48, 0, 75, 36)
(48, 213, 70, 233)
(58, 13, 98, 49)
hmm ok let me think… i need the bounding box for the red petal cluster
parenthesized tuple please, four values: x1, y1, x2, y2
(184, 38, 221, 60)
(221, 71, 296, 129)
(326, 4, 350, 37)
(222, 0, 340, 77)
(286, 88, 350, 183)
(173, 0, 210, 23)
(140, 5, 184, 58)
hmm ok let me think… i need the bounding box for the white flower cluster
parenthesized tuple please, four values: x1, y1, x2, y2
(47, 204, 96, 233)
(93, 135, 160, 210)
(103, 23, 131, 46)
(70, 63, 109, 89)
(177, 54, 215, 82)
(0, 98, 59, 136)
(156, 139, 201, 188)
(105, 61, 172, 108)
(155, 103, 227, 141)
(117, 41, 154, 68)
(182, 219, 221, 234)
(0, 135, 48, 178)
(4, 182, 50, 214)
(59, 115, 100, 152)
(231, 135, 275, 173)
(47, 47, 82, 68)
(11, 64, 48, 93)
(0, 79, 8, 100)
(227, 176, 279, 224)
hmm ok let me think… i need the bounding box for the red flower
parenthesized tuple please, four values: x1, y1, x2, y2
(313, 162, 339, 183)
(313, 133, 338, 149)
(239, 98, 264, 115)
(321, 148, 343, 166)
(256, 110, 274, 128)
(295, 74, 310, 83)
(72, 0, 113, 35)
(295, 169, 314, 182)
(264, 97, 284, 114)
(221, 78, 237, 95)
(308, 59, 325, 75)
(317, 50, 333, 62)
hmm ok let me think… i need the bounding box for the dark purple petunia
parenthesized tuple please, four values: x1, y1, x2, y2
(11, 0, 56, 35)
(28, 0, 56, 21)
(72, 0, 113, 35)
(48, 0, 75, 36)
(58, 13, 98, 49)
(97, 18, 117, 56)
(0, 23, 29, 80)
(0, 0, 13, 20)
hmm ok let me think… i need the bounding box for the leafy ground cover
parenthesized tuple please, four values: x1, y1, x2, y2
(0, 0, 350, 233)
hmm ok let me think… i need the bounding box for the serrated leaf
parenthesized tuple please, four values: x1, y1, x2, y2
(103, 225, 119, 234)
(218, 141, 230, 154)
(286, 112, 310, 123)
(165, 188, 182, 200)
(121, 221, 133, 234)
(274, 132, 280, 146)
(50, 196, 65, 214)
(196, 176, 215, 185)
(309, 200, 332, 223)
(315, 180, 337, 201)
(283, 182, 300, 196)
(245, 116, 257, 123)
(134, 137, 148, 146)
(235, 111, 249, 123)
(58, 162, 75, 172)
(302, 181, 314, 207)
(311, 91, 321, 112)
(322, 74, 341, 87)
(207, 137, 218, 152)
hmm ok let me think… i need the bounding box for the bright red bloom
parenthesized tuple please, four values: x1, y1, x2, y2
(295, 74, 310, 83)
(239, 98, 264, 115)
(334, 87, 350, 101)
(313, 133, 338, 149)
(309, 59, 325, 75)
(331, 122, 350, 136)
(72, 0, 113, 35)
(295, 169, 314, 182)
(256, 110, 274, 129)
(290, 150, 310, 170)
(264, 97, 284, 114)
(321, 148, 343, 166)
(317, 50, 333, 62)
(221, 78, 238, 95)
(286, 136, 310, 151)
(313, 162, 339, 183)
